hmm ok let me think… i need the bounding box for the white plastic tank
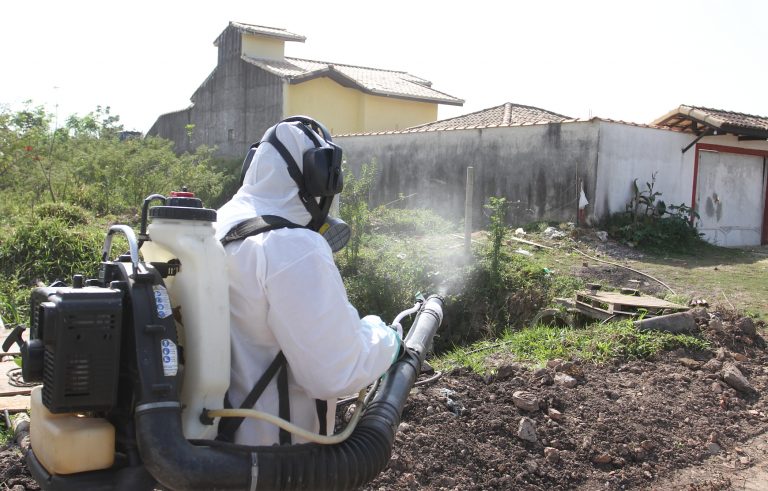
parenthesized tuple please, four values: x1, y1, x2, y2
(141, 190, 230, 440)
(30, 386, 115, 475)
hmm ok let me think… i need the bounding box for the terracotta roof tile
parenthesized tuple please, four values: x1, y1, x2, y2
(653, 105, 768, 138)
(242, 55, 463, 106)
(335, 115, 668, 137)
(403, 103, 572, 131)
(685, 105, 768, 131)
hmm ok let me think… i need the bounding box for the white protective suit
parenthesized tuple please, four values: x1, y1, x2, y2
(214, 121, 400, 446)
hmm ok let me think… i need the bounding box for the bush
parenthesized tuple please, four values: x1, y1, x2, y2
(339, 234, 437, 323)
(369, 207, 456, 236)
(339, 161, 377, 266)
(0, 274, 29, 327)
(445, 252, 550, 344)
(607, 209, 703, 251)
(0, 214, 107, 286)
(33, 202, 90, 225)
(606, 175, 704, 251)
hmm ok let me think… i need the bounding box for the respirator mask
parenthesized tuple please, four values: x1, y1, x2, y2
(240, 116, 351, 252)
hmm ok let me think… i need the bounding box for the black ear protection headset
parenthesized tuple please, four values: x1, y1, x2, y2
(239, 116, 344, 231)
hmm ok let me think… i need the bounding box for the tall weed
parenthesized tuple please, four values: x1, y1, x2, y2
(0, 212, 106, 286)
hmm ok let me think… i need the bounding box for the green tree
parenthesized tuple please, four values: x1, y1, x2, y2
(0, 104, 225, 216)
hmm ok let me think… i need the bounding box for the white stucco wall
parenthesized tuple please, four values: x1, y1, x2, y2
(338, 120, 766, 245)
(695, 150, 766, 246)
(593, 122, 696, 219)
(337, 121, 600, 227)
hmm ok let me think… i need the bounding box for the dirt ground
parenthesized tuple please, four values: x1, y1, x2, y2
(364, 312, 768, 490)
(2, 239, 767, 490)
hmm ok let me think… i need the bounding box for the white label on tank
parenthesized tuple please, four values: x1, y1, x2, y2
(153, 285, 172, 319)
(161, 339, 178, 376)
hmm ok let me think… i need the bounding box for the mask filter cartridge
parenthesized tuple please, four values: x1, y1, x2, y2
(318, 217, 351, 253)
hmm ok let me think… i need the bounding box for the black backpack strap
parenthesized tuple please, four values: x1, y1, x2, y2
(216, 351, 287, 443)
(277, 362, 291, 445)
(220, 215, 303, 247)
(315, 399, 328, 435)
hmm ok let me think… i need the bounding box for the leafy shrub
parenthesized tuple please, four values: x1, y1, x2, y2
(485, 197, 509, 289)
(0, 105, 226, 217)
(339, 234, 436, 323)
(446, 251, 550, 343)
(0, 214, 106, 286)
(33, 202, 90, 225)
(0, 274, 29, 327)
(369, 207, 456, 236)
(606, 175, 704, 251)
(339, 161, 377, 266)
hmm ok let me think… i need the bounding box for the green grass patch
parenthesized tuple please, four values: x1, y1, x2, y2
(369, 207, 456, 236)
(434, 321, 711, 374)
(0, 420, 12, 446)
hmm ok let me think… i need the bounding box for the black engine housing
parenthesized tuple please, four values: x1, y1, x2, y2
(28, 285, 123, 413)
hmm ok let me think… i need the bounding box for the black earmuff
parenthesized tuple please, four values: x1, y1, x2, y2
(239, 116, 343, 195)
(238, 116, 344, 231)
(278, 116, 343, 198)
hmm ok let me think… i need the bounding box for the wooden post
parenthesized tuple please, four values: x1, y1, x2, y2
(465, 166, 474, 256)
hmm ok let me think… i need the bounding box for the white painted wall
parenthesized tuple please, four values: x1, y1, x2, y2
(696, 150, 766, 246)
(593, 122, 696, 219)
(339, 119, 767, 246)
(338, 121, 600, 227)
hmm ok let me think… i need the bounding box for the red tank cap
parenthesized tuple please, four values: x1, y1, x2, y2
(170, 191, 195, 198)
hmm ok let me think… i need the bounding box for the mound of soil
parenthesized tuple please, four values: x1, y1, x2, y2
(0, 445, 35, 490)
(364, 312, 768, 490)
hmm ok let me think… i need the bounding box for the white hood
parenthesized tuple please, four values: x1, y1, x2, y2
(215, 122, 322, 241)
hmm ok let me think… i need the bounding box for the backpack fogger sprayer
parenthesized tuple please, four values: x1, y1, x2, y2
(5, 190, 445, 491)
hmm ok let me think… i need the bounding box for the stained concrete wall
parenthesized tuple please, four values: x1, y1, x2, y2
(337, 120, 767, 246)
(336, 121, 600, 228)
(148, 25, 283, 159)
(594, 121, 696, 219)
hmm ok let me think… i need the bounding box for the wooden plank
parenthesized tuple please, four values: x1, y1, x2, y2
(573, 301, 614, 321)
(579, 290, 686, 310)
(573, 290, 687, 322)
(0, 394, 31, 412)
(0, 358, 34, 411)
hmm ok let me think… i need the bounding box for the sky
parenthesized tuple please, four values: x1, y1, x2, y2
(2, 0, 766, 133)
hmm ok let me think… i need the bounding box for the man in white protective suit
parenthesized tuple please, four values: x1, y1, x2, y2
(214, 116, 400, 446)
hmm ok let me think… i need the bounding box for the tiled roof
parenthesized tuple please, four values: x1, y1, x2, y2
(224, 22, 306, 43)
(335, 116, 668, 137)
(403, 103, 572, 131)
(243, 55, 464, 106)
(653, 105, 768, 138)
